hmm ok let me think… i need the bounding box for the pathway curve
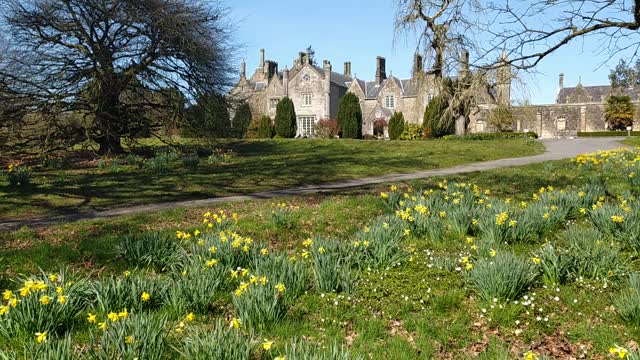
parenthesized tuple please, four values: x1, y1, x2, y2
(0, 137, 629, 232)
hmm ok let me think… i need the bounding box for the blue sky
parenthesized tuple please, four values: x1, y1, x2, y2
(224, 0, 625, 105)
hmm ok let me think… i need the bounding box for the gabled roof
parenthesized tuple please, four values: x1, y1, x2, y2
(556, 84, 640, 103)
(361, 77, 418, 99)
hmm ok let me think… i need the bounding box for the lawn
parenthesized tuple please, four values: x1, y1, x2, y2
(2, 146, 640, 359)
(0, 138, 543, 220)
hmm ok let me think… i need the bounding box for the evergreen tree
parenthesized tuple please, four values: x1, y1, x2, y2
(388, 112, 405, 140)
(605, 95, 635, 130)
(274, 97, 297, 138)
(231, 101, 252, 138)
(423, 95, 454, 138)
(337, 93, 363, 139)
(184, 93, 230, 138)
(256, 116, 274, 139)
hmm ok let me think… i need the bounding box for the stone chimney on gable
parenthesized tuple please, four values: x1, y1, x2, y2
(412, 53, 423, 78)
(375, 56, 387, 85)
(283, 66, 289, 96)
(559, 73, 564, 91)
(344, 62, 352, 77)
(240, 60, 246, 80)
(260, 49, 265, 69)
(265, 61, 278, 80)
(459, 49, 470, 80)
(323, 60, 332, 118)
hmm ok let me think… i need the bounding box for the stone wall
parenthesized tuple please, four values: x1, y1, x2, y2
(468, 102, 640, 138)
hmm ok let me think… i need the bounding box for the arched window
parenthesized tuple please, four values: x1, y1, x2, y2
(556, 117, 566, 131)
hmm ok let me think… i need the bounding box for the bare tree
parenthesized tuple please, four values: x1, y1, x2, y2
(0, 0, 236, 154)
(480, 1, 640, 70)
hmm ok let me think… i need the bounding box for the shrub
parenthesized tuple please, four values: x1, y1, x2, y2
(256, 116, 274, 139)
(615, 273, 640, 326)
(6, 164, 32, 187)
(183, 93, 231, 138)
(443, 131, 538, 140)
(231, 101, 252, 139)
(87, 312, 168, 360)
(176, 321, 255, 359)
(314, 118, 339, 139)
(117, 232, 182, 272)
(274, 97, 297, 138)
(388, 112, 405, 140)
(125, 154, 146, 169)
(467, 252, 537, 301)
(577, 131, 640, 137)
(284, 338, 363, 360)
(488, 104, 515, 132)
(605, 95, 635, 131)
(337, 92, 362, 139)
(181, 155, 200, 169)
(399, 123, 424, 140)
(423, 95, 454, 138)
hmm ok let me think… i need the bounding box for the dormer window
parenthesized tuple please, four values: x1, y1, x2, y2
(384, 95, 395, 109)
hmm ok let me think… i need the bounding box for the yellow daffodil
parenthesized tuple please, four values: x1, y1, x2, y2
(531, 257, 542, 264)
(125, 335, 135, 344)
(87, 313, 97, 324)
(0, 306, 8, 316)
(186, 313, 195, 322)
(57, 295, 67, 305)
(49, 274, 59, 282)
(206, 259, 219, 267)
(118, 308, 129, 319)
(261, 248, 269, 256)
(141, 292, 151, 302)
(489, 249, 496, 257)
(3, 290, 13, 301)
(35, 331, 47, 344)
(39, 295, 50, 305)
(263, 339, 274, 350)
(98, 322, 107, 330)
(276, 283, 285, 293)
(108, 312, 119, 322)
(231, 317, 241, 329)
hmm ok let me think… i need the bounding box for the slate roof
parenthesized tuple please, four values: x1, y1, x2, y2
(557, 84, 640, 103)
(361, 77, 418, 99)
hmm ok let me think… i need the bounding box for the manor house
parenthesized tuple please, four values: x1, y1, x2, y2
(231, 49, 511, 137)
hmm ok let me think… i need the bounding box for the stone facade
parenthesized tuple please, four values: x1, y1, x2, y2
(468, 74, 639, 138)
(231, 50, 462, 137)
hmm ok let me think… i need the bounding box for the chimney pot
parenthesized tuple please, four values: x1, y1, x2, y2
(344, 61, 352, 77)
(260, 49, 265, 68)
(559, 73, 565, 90)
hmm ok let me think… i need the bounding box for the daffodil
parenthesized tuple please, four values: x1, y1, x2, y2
(141, 291, 151, 302)
(125, 335, 135, 344)
(489, 249, 496, 257)
(118, 308, 129, 319)
(0, 305, 8, 316)
(39, 295, 50, 305)
(261, 248, 269, 256)
(98, 322, 107, 330)
(263, 339, 274, 350)
(108, 312, 119, 322)
(87, 313, 97, 324)
(276, 283, 285, 293)
(3, 290, 13, 301)
(231, 318, 241, 329)
(35, 331, 47, 344)
(186, 313, 195, 322)
(531, 257, 542, 264)
(57, 295, 67, 305)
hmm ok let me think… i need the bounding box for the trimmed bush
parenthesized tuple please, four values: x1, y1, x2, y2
(388, 112, 405, 140)
(256, 116, 274, 139)
(577, 131, 640, 137)
(231, 101, 252, 138)
(605, 95, 635, 130)
(399, 123, 424, 140)
(444, 131, 538, 140)
(423, 95, 454, 138)
(274, 97, 297, 138)
(488, 104, 515, 132)
(337, 93, 363, 139)
(314, 118, 339, 139)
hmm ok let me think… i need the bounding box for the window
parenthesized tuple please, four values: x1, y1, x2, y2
(269, 98, 279, 109)
(427, 94, 434, 103)
(384, 95, 395, 109)
(298, 116, 315, 137)
(302, 93, 312, 106)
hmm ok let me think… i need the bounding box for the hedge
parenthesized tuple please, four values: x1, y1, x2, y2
(443, 132, 538, 140)
(577, 131, 640, 137)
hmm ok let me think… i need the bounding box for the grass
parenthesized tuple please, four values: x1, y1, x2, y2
(2, 147, 639, 359)
(0, 138, 543, 220)
(624, 136, 640, 147)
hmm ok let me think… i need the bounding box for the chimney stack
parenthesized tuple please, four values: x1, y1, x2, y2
(344, 62, 352, 77)
(375, 56, 387, 85)
(283, 66, 289, 96)
(559, 73, 564, 90)
(260, 49, 265, 68)
(240, 60, 246, 80)
(412, 53, 423, 77)
(265, 61, 278, 80)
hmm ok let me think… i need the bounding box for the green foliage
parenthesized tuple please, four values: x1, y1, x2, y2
(87, 312, 168, 360)
(444, 131, 538, 140)
(351, 216, 406, 269)
(309, 238, 356, 293)
(284, 338, 363, 360)
(487, 105, 515, 132)
(314, 118, 339, 139)
(337, 93, 363, 139)
(399, 123, 424, 140)
(388, 112, 405, 140)
(534, 243, 572, 286)
(176, 321, 255, 360)
(467, 252, 537, 301)
(605, 95, 635, 131)
(231, 278, 290, 331)
(256, 116, 274, 139)
(90, 273, 169, 313)
(231, 102, 252, 138)
(10, 335, 75, 360)
(117, 233, 182, 272)
(165, 258, 230, 315)
(615, 273, 640, 326)
(564, 226, 625, 280)
(274, 97, 297, 138)
(578, 131, 640, 137)
(181, 155, 200, 169)
(184, 93, 231, 138)
(6, 165, 32, 187)
(252, 254, 309, 300)
(423, 95, 454, 138)
(609, 58, 640, 88)
(0, 269, 89, 337)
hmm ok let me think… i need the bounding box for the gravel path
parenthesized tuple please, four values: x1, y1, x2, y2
(0, 137, 628, 232)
